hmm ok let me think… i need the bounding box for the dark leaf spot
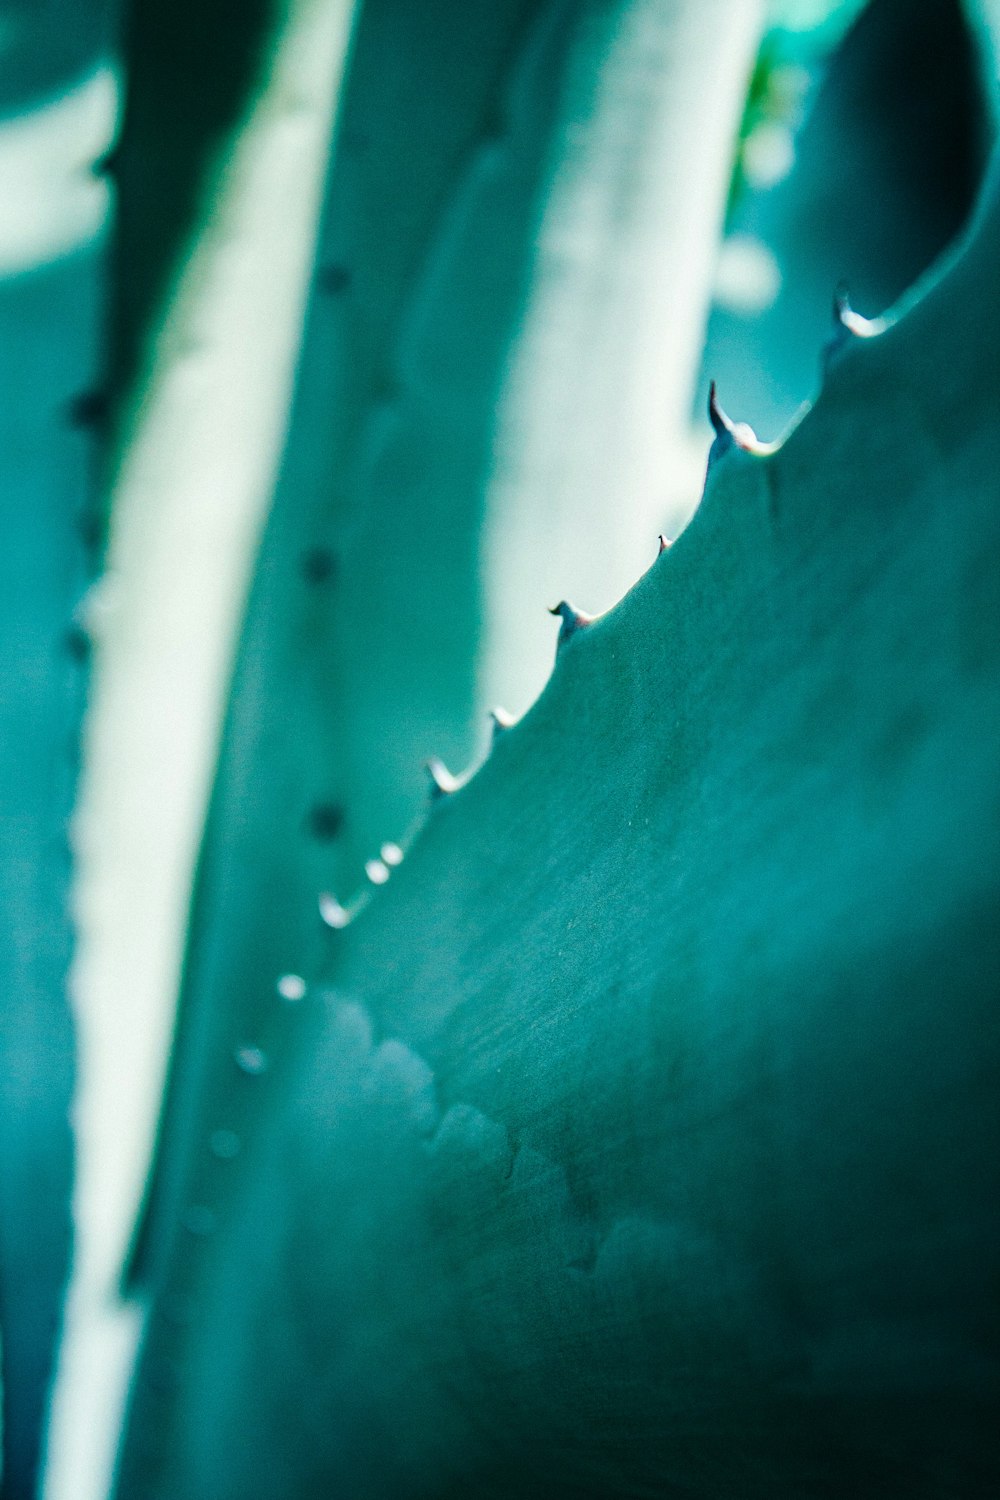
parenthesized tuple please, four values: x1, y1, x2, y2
(66, 390, 110, 430)
(301, 547, 338, 585)
(317, 264, 352, 295)
(306, 802, 345, 842)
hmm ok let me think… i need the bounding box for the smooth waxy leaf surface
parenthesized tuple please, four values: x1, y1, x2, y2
(129, 0, 761, 1301)
(115, 144, 1000, 1500)
(0, 10, 116, 1491)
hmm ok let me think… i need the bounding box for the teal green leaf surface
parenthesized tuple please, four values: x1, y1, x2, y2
(0, 10, 116, 1494)
(127, 0, 760, 1300)
(123, 0, 545, 1295)
(114, 123, 1000, 1500)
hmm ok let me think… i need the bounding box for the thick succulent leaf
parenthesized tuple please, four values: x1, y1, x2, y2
(0, 15, 117, 1496)
(127, 0, 762, 1295)
(60, 3, 353, 1485)
(123, 0, 542, 1295)
(114, 128, 1000, 1500)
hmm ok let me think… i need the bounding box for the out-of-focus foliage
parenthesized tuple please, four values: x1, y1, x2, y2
(107, 0, 289, 454)
(702, 0, 993, 438)
(0, 1, 110, 114)
(0, 4, 117, 1495)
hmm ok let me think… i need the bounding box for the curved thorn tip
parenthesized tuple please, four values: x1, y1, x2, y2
(707, 380, 763, 456)
(707, 380, 729, 440)
(548, 600, 591, 646)
(426, 756, 459, 798)
(318, 891, 351, 929)
(831, 281, 879, 340)
(833, 281, 851, 326)
(657, 534, 671, 556)
(489, 706, 516, 739)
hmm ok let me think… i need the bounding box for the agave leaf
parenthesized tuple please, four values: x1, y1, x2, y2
(113, 91, 1000, 1499)
(123, 0, 547, 1298)
(61, 6, 354, 1488)
(0, 17, 117, 1495)
(126, 0, 763, 1311)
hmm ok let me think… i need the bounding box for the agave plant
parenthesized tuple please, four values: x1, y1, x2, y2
(1, 1, 998, 1497)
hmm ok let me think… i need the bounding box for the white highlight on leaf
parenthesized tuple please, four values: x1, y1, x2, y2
(0, 65, 118, 276)
(478, 0, 764, 719)
(44, 8, 355, 1500)
(319, 891, 352, 928)
(713, 234, 782, 314)
(742, 121, 795, 189)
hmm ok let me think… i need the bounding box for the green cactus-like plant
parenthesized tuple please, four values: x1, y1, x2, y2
(112, 92, 1000, 1494)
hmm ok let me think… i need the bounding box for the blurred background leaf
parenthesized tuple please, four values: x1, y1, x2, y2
(697, 0, 994, 439)
(0, 3, 118, 1495)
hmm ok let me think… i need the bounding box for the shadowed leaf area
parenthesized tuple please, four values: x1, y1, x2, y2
(0, 0, 118, 1491)
(107, 0, 286, 418)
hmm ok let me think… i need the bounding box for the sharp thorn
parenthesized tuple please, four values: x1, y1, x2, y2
(426, 756, 459, 798)
(823, 283, 884, 374)
(489, 706, 516, 741)
(833, 281, 851, 326)
(548, 600, 592, 646)
(832, 282, 879, 339)
(707, 379, 730, 442)
(707, 379, 763, 458)
(657, 534, 671, 556)
(318, 891, 351, 929)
